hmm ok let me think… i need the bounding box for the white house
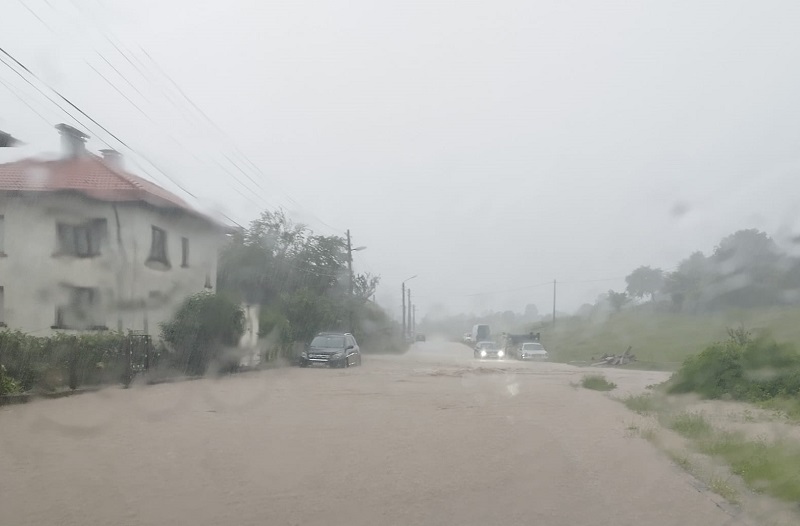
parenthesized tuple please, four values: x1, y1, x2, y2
(0, 124, 228, 337)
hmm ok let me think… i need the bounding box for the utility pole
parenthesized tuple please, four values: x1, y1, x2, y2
(402, 281, 406, 337)
(412, 305, 416, 334)
(401, 275, 417, 339)
(552, 279, 557, 328)
(407, 289, 412, 336)
(346, 230, 353, 296)
(344, 230, 367, 333)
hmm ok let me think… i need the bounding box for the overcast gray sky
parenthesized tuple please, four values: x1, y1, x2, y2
(2, 0, 800, 319)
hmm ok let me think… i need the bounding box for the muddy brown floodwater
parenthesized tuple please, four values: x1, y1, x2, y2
(1, 342, 740, 526)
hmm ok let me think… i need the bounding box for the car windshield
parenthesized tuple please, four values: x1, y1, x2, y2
(310, 336, 344, 348)
(522, 343, 544, 350)
(3, 2, 800, 525)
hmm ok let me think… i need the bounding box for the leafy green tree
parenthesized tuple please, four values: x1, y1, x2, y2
(160, 292, 245, 375)
(217, 208, 391, 355)
(625, 266, 664, 301)
(607, 290, 630, 312)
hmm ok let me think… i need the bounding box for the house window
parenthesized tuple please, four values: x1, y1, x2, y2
(56, 219, 106, 257)
(0, 215, 5, 255)
(0, 286, 5, 327)
(53, 286, 104, 330)
(148, 226, 170, 267)
(181, 237, 189, 267)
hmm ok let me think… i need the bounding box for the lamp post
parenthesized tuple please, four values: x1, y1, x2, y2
(401, 275, 417, 338)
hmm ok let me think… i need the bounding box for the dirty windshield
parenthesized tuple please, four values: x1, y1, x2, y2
(2, 1, 800, 525)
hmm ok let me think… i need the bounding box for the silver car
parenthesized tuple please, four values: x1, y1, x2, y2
(516, 342, 548, 361)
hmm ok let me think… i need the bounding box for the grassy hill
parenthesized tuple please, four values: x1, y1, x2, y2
(536, 306, 800, 370)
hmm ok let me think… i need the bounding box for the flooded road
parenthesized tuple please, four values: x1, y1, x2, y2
(1, 341, 735, 525)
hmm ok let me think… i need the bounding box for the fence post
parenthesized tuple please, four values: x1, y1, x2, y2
(122, 336, 132, 388)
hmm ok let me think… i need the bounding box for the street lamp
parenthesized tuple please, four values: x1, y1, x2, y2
(401, 275, 417, 337)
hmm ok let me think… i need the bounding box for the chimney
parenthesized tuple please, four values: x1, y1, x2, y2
(55, 123, 89, 158)
(99, 149, 123, 170)
(0, 130, 22, 147)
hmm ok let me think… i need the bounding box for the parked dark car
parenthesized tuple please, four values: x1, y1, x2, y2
(415, 334, 426, 342)
(300, 332, 362, 368)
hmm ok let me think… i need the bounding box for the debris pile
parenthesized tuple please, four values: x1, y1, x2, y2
(592, 346, 635, 366)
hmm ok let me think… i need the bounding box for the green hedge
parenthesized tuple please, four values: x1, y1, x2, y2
(0, 331, 130, 394)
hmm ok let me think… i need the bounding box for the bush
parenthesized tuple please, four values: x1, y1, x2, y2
(581, 374, 617, 391)
(0, 364, 21, 395)
(667, 329, 800, 402)
(160, 292, 245, 375)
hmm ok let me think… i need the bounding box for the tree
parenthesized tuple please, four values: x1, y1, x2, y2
(607, 290, 630, 312)
(708, 229, 784, 309)
(523, 304, 539, 320)
(662, 251, 714, 312)
(217, 208, 387, 356)
(625, 266, 664, 301)
(160, 292, 245, 375)
(353, 272, 380, 301)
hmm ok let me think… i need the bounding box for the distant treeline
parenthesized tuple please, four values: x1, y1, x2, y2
(601, 229, 800, 314)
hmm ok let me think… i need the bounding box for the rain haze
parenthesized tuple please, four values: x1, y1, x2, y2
(7, 3, 800, 526)
(2, 0, 800, 317)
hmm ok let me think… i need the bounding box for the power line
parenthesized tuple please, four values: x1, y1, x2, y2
(0, 75, 54, 125)
(8, 2, 345, 234)
(465, 280, 553, 297)
(0, 46, 199, 202)
(10, 2, 267, 218)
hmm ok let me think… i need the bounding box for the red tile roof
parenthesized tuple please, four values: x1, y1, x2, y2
(0, 154, 197, 214)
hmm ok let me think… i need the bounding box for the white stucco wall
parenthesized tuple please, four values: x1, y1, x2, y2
(0, 192, 225, 338)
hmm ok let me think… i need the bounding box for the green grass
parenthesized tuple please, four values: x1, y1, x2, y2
(699, 434, 800, 503)
(760, 397, 800, 423)
(667, 450, 693, 471)
(708, 477, 739, 504)
(580, 375, 617, 391)
(537, 306, 800, 368)
(622, 393, 659, 414)
(664, 412, 713, 439)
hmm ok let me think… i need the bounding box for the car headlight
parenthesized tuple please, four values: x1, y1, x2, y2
(301, 351, 308, 358)
(332, 351, 344, 358)
(498, 350, 505, 357)
(480, 350, 487, 357)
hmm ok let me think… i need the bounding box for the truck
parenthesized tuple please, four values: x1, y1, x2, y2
(471, 324, 491, 344)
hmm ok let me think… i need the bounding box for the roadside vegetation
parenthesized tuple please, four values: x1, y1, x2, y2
(218, 210, 405, 360)
(0, 330, 132, 395)
(666, 327, 800, 411)
(580, 374, 617, 391)
(617, 329, 800, 508)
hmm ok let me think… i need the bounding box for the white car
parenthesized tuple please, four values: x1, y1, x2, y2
(516, 342, 548, 360)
